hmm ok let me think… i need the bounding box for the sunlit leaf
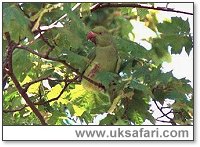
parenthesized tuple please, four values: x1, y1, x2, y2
(47, 84, 63, 100)
(27, 82, 41, 94)
(73, 105, 86, 116)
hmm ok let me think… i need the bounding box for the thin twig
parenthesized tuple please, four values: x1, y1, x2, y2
(3, 106, 26, 113)
(3, 38, 47, 125)
(17, 3, 30, 18)
(3, 76, 79, 113)
(153, 99, 176, 125)
(161, 106, 171, 110)
(91, 3, 193, 15)
(38, 27, 55, 57)
(16, 45, 105, 90)
(23, 76, 50, 91)
(5, 63, 47, 125)
(156, 119, 175, 124)
(156, 110, 173, 119)
(36, 76, 79, 105)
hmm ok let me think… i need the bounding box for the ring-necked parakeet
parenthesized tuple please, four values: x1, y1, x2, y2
(81, 26, 121, 97)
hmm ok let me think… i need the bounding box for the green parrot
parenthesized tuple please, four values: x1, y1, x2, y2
(81, 26, 121, 98)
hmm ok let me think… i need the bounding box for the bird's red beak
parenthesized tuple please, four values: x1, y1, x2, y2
(87, 31, 96, 44)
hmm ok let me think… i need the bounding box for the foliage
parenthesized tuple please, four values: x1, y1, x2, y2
(3, 2, 193, 125)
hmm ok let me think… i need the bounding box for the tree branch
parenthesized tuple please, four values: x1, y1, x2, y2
(4, 39, 47, 125)
(153, 99, 176, 125)
(91, 3, 193, 15)
(36, 76, 79, 105)
(161, 106, 171, 110)
(3, 76, 79, 113)
(16, 44, 105, 90)
(17, 3, 30, 18)
(5, 67, 47, 125)
(23, 76, 50, 92)
(156, 119, 175, 124)
(38, 27, 55, 57)
(156, 110, 173, 120)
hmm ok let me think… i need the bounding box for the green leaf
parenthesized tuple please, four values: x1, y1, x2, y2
(63, 4, 88, 39)
(131, 111, 144, 125)
(30, 3, 63, 31)
(113, 37, 149, 59)
(149, 69, 173, 85)
(42, 68, 55, 78)
(81, 3, 91, 17)
(116, 17, 133, 39)
(158, 17, 190, 35)
(44, 25, 87, 57)
(100, 114, 117, 125)
(3, 3, 33, 42)
(59, 50, 89, 73)
(150, 38, 172, 64)
(160, 34, 193, 55)
(166, 78, 192, 102)
(121, 7, 133, 15)
(73, 105, 86, 116)
(137, 8, 149, 19)
(95, 71, 118, 89)
(68, 84, 110, 116)
(49, 27, 83, 50)
(48, 111, 62, 125)
(172, 103, 193, 125)
(81, 111, 93, 124)
(157, 17, 193, 55)
(152, 76, 192, 104)
(114, 118, 129, 125)
(126, 90, 152, 125)
(28, 39, 49, 55)
(20, 3, 43, 17)
(30, 8, 46, 31)
(130, 80, 152, 96)
(90, 93, 110, 114)
(3, 90, 19, 103)
(11, 96, 22, 108)
(12, 50, 34, 82)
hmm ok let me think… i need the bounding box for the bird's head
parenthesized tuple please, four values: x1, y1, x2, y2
(87, 26, 112, 47)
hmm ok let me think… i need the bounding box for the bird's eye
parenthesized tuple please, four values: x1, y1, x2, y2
(99, 32, 102, 35)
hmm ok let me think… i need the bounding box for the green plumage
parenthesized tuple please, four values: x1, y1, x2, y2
(82, 26, 120, 93)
